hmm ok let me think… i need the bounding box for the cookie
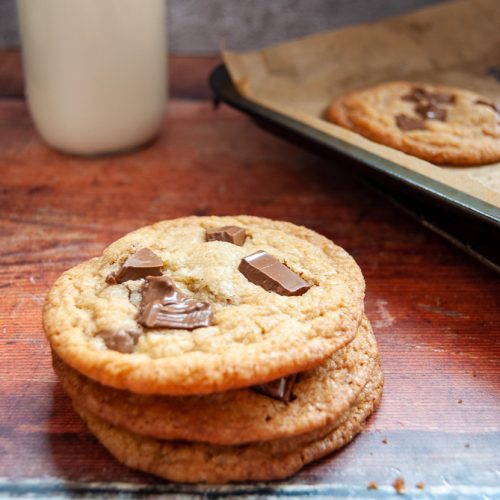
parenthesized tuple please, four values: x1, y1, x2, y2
(44, 216, 365, 395)
(73, 364, 383, 483)
(326, 81, 500, 166)
(53, 315, 379, 444)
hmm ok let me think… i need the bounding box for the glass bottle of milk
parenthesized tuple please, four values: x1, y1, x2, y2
(16, 0, 167, 156)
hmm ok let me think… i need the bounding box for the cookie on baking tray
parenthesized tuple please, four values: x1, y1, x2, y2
(326, 81, 500, 166)
(53, 315, 379, 445)
(43, 215, 366, 396)
(73, 364, 383, 484)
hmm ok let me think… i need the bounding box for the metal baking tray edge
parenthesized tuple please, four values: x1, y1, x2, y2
(209, 64, 500, 270)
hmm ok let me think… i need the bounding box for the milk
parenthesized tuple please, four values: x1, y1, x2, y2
(16, 0, 167, 155)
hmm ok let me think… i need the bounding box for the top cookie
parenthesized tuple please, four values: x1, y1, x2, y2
(44, 216, 365, 395)
(326, 81, 500, 166)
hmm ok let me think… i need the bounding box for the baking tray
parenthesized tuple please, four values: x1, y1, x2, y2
(209, 64, 500, 271)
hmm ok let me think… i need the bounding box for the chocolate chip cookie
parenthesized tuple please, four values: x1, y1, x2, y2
(44, 216, 365, 395)
(326, 81, 500, 166)
(73, 364, 383, 483)
(53, 316, 379, 444)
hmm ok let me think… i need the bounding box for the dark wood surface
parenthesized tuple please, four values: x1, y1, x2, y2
(0, 53, 499, 498)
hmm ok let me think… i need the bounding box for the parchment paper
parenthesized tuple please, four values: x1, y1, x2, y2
(223, 0, 500, 208)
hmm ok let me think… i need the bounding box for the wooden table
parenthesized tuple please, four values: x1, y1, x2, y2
(0, 54, 499, 498)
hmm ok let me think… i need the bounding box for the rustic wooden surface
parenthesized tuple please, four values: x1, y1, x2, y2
(0, 53, 499, 498)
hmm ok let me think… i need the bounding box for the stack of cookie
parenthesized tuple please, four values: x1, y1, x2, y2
(44, 216, 383, 483)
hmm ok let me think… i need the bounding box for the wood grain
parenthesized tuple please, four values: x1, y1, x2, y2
(0, 65, 499, 497)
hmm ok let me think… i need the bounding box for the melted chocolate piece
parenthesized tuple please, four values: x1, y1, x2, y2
(238, 250, 311, 296)
(415, 103, 447, 121)
(395, 114, 426, 131)
(402, 87, 455, 105)
(253, 374, 297, 403)
(139, 276, 213, 330)
(428, 92, 455, 104)
(206, 226, 246, 246)
(106, 248, 163, 284)
(476, 99, 500, 114)
(95, 329, 141, 354)
(401, 87, 428, 102)
(400, 87, 453, 125)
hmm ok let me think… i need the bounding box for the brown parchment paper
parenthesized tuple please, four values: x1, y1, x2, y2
(223, 0, 500, 208)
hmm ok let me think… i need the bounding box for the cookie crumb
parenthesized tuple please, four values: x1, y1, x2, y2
(393, 477, 406, 494)
(382, 437, 388, 444)
(367, 481, 378, 490)
(416, 482, 425, 490)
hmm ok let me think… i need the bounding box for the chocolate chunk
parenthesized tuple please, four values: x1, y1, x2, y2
(95, 329, 141, 354)
(476, 99, 500, 114)
(401, 87, 428, 102)
(428, 92, 455, 104)
(415, 103, 447, 121)
(395, 114, 426, 131)
(139, 276, 213, 330)
(106, 248, 163, 284)
(402, 87, 455, 106)
(206, 226, 246, 246)
(253, 374, 297, 403)
(238, 251, 311, 296)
